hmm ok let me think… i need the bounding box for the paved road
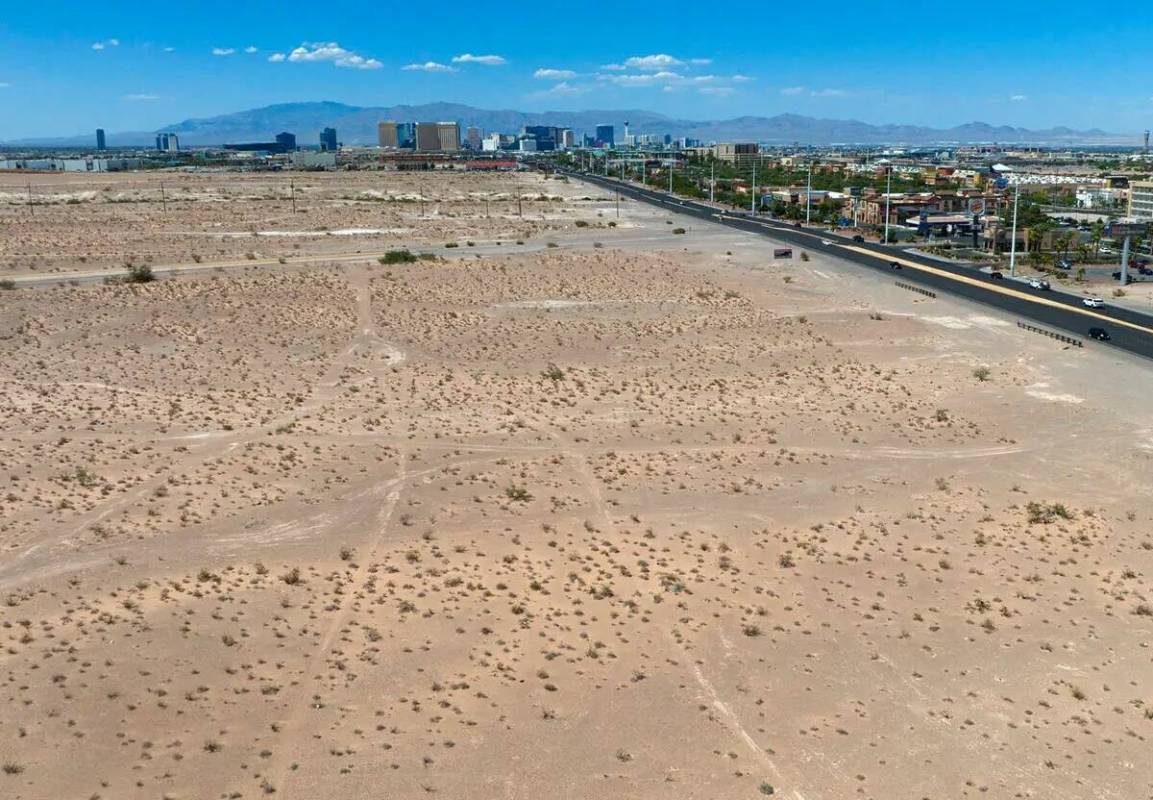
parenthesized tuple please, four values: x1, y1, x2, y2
(570, 171, 1153, 360)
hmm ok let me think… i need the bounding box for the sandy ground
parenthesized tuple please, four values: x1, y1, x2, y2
(2, 171, 1153, 800)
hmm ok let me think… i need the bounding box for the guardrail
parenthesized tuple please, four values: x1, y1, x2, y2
(895, 281, 936, 298)
(1017, 321, 1083, 347)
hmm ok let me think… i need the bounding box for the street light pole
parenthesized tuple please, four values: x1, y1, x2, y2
(805, 161, 813, 225)
(669, 160, 673, 194)
(710, 161, 715, 204)
(1009, 182, 1020, 277)
(750, 161, 757, 214)
(883, 166, 893, 244)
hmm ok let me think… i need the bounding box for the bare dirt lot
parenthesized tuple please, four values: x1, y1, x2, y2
(2, 170, 1153, 800)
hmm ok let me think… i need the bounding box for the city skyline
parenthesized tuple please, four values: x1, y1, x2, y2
(0, 0, 1151, 140)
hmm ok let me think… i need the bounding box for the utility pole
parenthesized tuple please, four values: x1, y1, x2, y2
(160, 181, 167, 214)
(883, 166, 893, 244)
(27, 183, 34, 216)
(290, 180, 296, 214)
(710, 161, 715, 204)
(517, 191, 522, 218)
(805, 161, 813, 225)
(616, 192, 620, 218)
(641, 161, 646, 186)
(485, 192, 490, 219)
(669, 160, 673, 194)
(1008, 182, 1020, 277)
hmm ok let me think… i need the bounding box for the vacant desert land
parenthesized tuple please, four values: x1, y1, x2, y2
(1, 170, 1152, 800)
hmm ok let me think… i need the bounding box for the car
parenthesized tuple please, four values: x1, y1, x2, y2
(1083, 297, 1105, 308)
(1140, 267, 1153, 276)
(1029, 278, 1051, 290)
(1057, 259, 1073, 270)
(851, 234, 865, 243)
(820, 239, 833, 246)
(793, 222, 803, 228)
(1088, 327, 1111, 341)
(989, 271, 1004, 280)
(888, 261, 901, 270)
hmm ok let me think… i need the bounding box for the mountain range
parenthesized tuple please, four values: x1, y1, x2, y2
(1, 101, 1131, 147)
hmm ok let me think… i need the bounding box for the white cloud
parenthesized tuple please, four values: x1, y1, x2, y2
(286, 42, 382, 70)
(699, 86, 734, 97)
(689, 57, 713, 65)
(212, 47, 236, 56)
(124, 93, 160, 101)
(600, 63, 626, 71)
(91, 39, 119, 51)
(268, 52, 286, 62)
(244, 46, 259, 54)
(534, 68, 578, 80)
(601, 70, 684, 87)
(1010, 94, 1028, 102)
(163, 46, 176, 52)
(624, 54, 684, 70)
(452, 53, 507, 65)
(782, 86, 847, 97)
(402, 61, 457, 73)
(732, 74, 753, 82)
(544, 81, 587, 96)
(0, 82, 11, 88)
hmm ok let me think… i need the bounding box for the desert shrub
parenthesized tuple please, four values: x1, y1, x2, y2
(125, 263, 155, 283)
(380, 250, 417, 264)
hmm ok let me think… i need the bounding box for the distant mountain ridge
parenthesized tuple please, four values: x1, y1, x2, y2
(2, 101, 1130, 147)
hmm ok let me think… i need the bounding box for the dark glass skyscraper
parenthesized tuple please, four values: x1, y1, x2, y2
(595, 124, 615, 147)
(96, 129, 106, 151)
(319, 128, 338, 152)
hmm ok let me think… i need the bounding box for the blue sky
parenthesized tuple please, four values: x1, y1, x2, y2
(0, 0, 1150, 140)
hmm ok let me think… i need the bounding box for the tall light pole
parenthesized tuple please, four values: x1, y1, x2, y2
(883, 166, 893, 244)
(710, 161, 715, 204)
(805, 161, 813, 225)
(1008, 182, 1021, 277)
(669, 160, 673, 194)
(750, 161, 757, 214)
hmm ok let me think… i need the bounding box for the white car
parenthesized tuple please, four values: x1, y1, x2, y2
(1083, 297, 1105, 308)
(820, 239, 833, 246)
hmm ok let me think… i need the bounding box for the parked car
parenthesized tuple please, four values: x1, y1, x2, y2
(989, 271, 1004, 280)
(1083, 297, 1105, 308)
(1088, 327, 1111, 341)
(1029, 278, 1051, 290)
(1139, 267, 1153, 276)
(1057, 259, 1073, 270)
(851, 234, 865, 243)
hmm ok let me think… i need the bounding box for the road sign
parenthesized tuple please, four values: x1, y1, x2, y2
(967, 198, 986, 215)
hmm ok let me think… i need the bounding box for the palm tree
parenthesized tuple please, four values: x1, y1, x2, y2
(1090, 220, 1106, 258)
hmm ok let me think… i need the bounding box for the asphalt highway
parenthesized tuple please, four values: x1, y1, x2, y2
(570, 170, 1153, 360)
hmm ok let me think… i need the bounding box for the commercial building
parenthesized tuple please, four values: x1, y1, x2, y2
(437, 122, 460, 151)
(560, 129, 575, 149)
(319, 127, 338, 152)
(415, 123, 440, 151)
(96, 129, 106, 151)
(292, 151, 338, 170)
(397, 123, 416, 149)
(378, 121, 399, 149)
(222, 132, 297, 154)
(482, 134, 502, 152)
(466, 126, 482, 150)
(1128, 181, 1153, 221)
(155, 132, 179, 152)
(595, 124, 615, 147)
(414, 122, 460, 152)
(713, 143, 759, 164)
